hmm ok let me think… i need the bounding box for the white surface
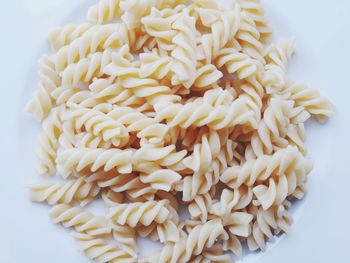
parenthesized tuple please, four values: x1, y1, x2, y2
(0, 0, 349, 262)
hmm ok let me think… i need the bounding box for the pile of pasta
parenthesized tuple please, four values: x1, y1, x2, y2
(27, 0, 335, 262)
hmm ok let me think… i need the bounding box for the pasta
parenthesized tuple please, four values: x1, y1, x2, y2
(29, 178, 100, 206)
(108, 200, 171, 227)
(27, 0, 335, 262)
(73, 232, 136, 262)
(88, 0, 121, 24)
(49, 204, 112, 236)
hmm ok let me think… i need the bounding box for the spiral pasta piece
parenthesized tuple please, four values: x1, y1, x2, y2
(139, 49, 174, 80)
(29, 178, 100, 206)
(194, 64, 223, 88)
(170, 11, 198, 88)
(89, 78, 147, 107)
(120, 0, 186, 29)
(141, 7, 180, 51)
(262, 40, 295, 93)
(73, 232, 136, 262)
(104, 46, 181, 105)
(188, 193, 213, 223)
(236, 0, 272, 42)
(53, 23, 135, 72)
(211, 187, 254, 217)
(140, 169, 181, 191)
(247, 202, 292, 251)
(112, 223, 138, 258)
(107, 106, 170, 144)
(154, 219, 228, 263)
(61, 49, 113, 89)
(65, 107, 129, 147)
(25, 55, 61, 121)
(182, 130, 222, 173)
(223, 212, 253, 238)
(133, 144, 187, 172)
(88, 0, 121, 24)
(49, 204, 111, 236)
(87, 172, 157, 201)
(48, 23, 93, 52)
(215, 47, 261, 79)
(108, 200, 170, 227)
(236, 11, 264, 62)
(37, 108, 62, 174)
(197, 6, 241, 64)
(220, 146, 311, 199)
(57, 148, 134, 178)
(191, 244, 231, 263)
(250, 97, 297, 156)
(155, 97, 256, 130)
(282, 82, 335, 121)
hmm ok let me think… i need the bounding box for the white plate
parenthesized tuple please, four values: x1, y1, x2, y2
(1, 0, 349, 262)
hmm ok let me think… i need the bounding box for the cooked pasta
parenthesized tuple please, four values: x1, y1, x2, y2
(27, 0, 335, 262)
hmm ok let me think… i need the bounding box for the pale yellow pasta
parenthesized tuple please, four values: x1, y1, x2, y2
(49, 204, 112, 236)
(27, 0, 335, 261)
(73, 232, 136, 262)
(25, 56, 61, 121)
(170, 11, 198, 88)
(57, 148, 134, 178)
(87, 0, 121, 24)
(29, 178, 100, 206)
(48, 23, 94, 52)
(112, 223, 138, 258)
(262, 40, 295, 93)
(108, 200, 171, 227)
(36, 108, 62, 174)
(61, 49, 113, 88)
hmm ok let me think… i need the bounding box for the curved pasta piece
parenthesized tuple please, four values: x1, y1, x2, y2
(236, 0, 272, 42)
(153, 219, 228, 262)
(29, 178, 100, 206)
(37, 108, 62, 174)
(65, 107, 129, 147)
(262, 40, 295, 93)
(108, 200, 171, 227)
(57, 148, 134, 178)
(48, 23, 93, 52)
(197, 6, 241, 64)
(236, 11, 264, 62)
(215, 48, 261, 79)
(282, 82, 335, 121)
(120, 0, 186, 29)
(133, 144, 187, 172)
(170, 11, 198, 88)
(50, 204, 111, 236)
(61, 49, 113, 89)
(247, 202, 292, 251)
(220, 146, 310, 190)
(188, 193, 213, 223)
(87, 0, 121, 24)
(25, 56, 61, 121)
(73, 232, 136, 262)
(155, 98, 256, 130)
(112, 223, 138, 258)
(53, 23, 135, 72)
(140, 169, 181, 191)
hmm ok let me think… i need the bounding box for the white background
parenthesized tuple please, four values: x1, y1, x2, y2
(0, 0, 349, 262)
